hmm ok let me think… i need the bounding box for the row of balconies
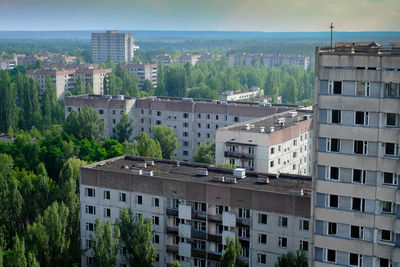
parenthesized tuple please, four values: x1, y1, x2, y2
(224, 151, 255, 159)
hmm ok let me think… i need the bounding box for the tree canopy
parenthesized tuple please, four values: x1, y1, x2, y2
(192, 141, 215, 164)
(152, 125, 179, 159)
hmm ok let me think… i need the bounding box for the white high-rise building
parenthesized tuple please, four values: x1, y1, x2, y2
(91, 30, 135, 63)
(311, 42, 400, 267)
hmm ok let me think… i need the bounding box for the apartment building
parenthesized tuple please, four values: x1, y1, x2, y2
(312, 43, 400, 267)
(92, 30, 135, 63)
(124, 63, 157, 90)
(27, 67, 111, 99)
(228, 53, 310, 70)
(178, 54, 201, 66)
(218, 87, 263, 101)
(216, 110, 312, 175)
(80, 155, 311, 267)
(198, 53, 221, 63)
(65, 95, 296, 160)
(0, 59, 16, 70)
(151, 54, 174, 65)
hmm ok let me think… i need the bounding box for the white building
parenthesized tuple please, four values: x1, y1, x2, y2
(124, 63, 157, 90)
(312, 42, 400, 267)
(228, 53, 310, 70)
(92, 30, 135, 63)
(80, 155, 311, 267)
(219, 87, 263, 101)
(216, 110, 313, 175)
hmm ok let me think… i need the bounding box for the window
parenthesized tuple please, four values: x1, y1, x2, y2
(119, 193, 126, 202)
(270, 161, 274, 168)
(381, 201, 394, 214)
(238, 208, 250, 219)
(136, 195, 143, 205)
(331, 110, 341, 123)
(352, 198, 365, 212)
(327, 138, 340, 152)
(278, 237, 287, 248)
(353, 169, 366, 184)
(216, 205, 229, 214)
(193, 202, 207, 213)
(270, 147, 275, 154)
(152, 197, 159, 207)
(104, 190, 110, 200)
(258, 213, 267, 224)
(327, 194, 338, 208)
(234, 116, 239, 122)
(279, 216, 288, 228)
(349, 253, 362, 266)
(354, 140, 367, 154)
(380, 258, 393, 267)
(207, 114, 211, 119)
(293, 152, 297, 158)
(152, 216, 159, 225)
(383, 172, 398, 186)
(293, 139, 298, 146)
(99, 109, 104, 115)
(86, 222, 94, 231)
(86, 205, 96, 215)
(385, 83, 400, 97)
(112, 119, 116, 124)
(87, 256, 94, 265)
(183, 132, 189, 137)
(67, 107, 72, 112)
(300, 220, 309, 231)
(258, 234, 267, 244)
(183, 113, 189, 118)
(197, 123, 201, 128)
(238, 227, 249, 238)
(85, 188, 95, 197)
(104, 208, 111, 218)
(156, 120, 161, 125)
(248, 147, 254, 154)
(356, 81, 370, 96)
(333, 81, 342, 94)
(207, 123, 210, 129)
(380, 229, 393, 242)
(327, 249, 336, 263)
(183, 150, 189, 156)
(350, 225, 364, 239)
(157, 111, 161, 116)
(355, 111, 369, 125)
(183, 122, 189, 127)
(300, 240, 308, 251)
(241, 248, 249, 258)
(197, 132, 201, 138)
(384, 143, 398, 156)
(183, 141, 189, 147)
(257, 253, 266, 264)
(386, 113, 396, 126)
(197, 113, 201, 119)
(328, 167, 339, 180)
(193, 220, 206, 231)
(141, 109, 144, 114)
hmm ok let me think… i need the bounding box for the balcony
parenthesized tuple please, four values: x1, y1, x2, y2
(224, 151, 254, 159)
(191, 249, 207, 259)
(237, 218, 250, 227)
(166, 208, 178, 216)
(207, 252, 221, 262)
(166, 244, 178, 253)
(208, 214, 222, 223)
(167, 226, 178, 235)
(192, 230, 207, 240)
(207, 233, 222, 243)
(192, 211, 207, 221)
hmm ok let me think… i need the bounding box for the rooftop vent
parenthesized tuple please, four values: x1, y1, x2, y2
(196, 168, 208, 176)
(259, 126, 265, 133)
(142, 168, 154, 176)
(289, 111, 298, 117)
(277, 118, 285, 124)
(257, 176, 270, 184)
(303, 115, 310, 120)
(243, 124, 251, 130)
(269, 126, 275, 133)
(145, 160, 155, 166)
(130, 167, 142, 175)
(121, 165, 129, 169)
(225, 175, 237, 184)
(116, 95, 124, 100)
(182, 97, 193, 102)
(213, 175, 225, 182)
(233, 168, 246, 179)
(137, 162, 147, 168)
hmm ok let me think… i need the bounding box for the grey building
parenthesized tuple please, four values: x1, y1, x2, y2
(80, 155, 311, 267)
(124, 63, 157, 90)
(65, 95, 298, 161)
(92, 30, 135, 63)
(312, 42, 400, 267)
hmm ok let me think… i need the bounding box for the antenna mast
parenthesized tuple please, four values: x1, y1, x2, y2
(330, 22, 334, 52)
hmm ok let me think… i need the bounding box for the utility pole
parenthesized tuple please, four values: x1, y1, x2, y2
(330, 22, 334, 52)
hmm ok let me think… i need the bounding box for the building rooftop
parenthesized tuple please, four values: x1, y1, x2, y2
(318, 42, 400, 56)
(82, 155, 311, 196)
(219, 109, 312, 134)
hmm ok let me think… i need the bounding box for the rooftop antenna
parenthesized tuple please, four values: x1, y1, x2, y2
(330, 22, 334, 52)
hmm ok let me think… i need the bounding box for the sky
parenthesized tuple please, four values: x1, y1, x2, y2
(0, 0, 399, 32)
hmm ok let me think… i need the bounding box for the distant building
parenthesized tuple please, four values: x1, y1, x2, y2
(151, 54, 174, 65)
(65, 95, 298, 161)
(228, 53, 310, 70)
(124, 63, 157, 90)
(178, 53, 201, 66)
(0, 59, 16, 70)
(91, 30, 135, 63)
(27, 67, 111, 99)
(216, 109, 313, 175)
(219, 87, 263, 101)
(80, 155, 311, 267)
(198, 53, 221, 62)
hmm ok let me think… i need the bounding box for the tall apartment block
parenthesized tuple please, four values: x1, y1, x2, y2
(216, 110, 312, 175)
(312, 43, 400, 267)
(228, 53, 310, 70)
(124, 63, 157, 90)
(65, 95, 297, 161)
(92, 30, 135, 63)
(80, 155, 311, 267)
(27, 67, 111, 99)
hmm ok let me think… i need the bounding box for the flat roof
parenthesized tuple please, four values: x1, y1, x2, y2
(220, 109, 313, 133)
(318, 43, 400, 56)
(82, 155, 311, 196)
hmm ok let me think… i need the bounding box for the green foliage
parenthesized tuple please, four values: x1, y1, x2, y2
(113, 113, 133, 142)
(193, 141, 215, 164)
(172, 260, 182, 267)
(27, 252, 40, 267)
(4, 235, 27, 267)
(0, 71, 18, 133)
(142, 79, 153, 92)
(90, 218, 121, 267)
(275, 250, 308, 267)
(217, 163, 235, 169)
(220, 237, 243, 267)
(72, 76, 85, 95)
(117, 209, 157, 267)
(165, 65, 188, 97)
(104, 63, 140, 96)
(86, 83, 94, 94)
(0, 153, 13, 177)
(65, 107, 105, 142)
(188, 85, 218, 99)
(136, 133, 162, 158)
(122, 141, 138, 156)
(152, 125, 179, 159)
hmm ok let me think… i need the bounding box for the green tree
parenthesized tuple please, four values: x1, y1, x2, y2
(42, 76, 59, 127)
(172, 260, 181, 267)
(275, 250, 308, 267)
(152, 125, 179, 159)
(0, 153, 13, 178)
(5, 235, 27, 267)
(220, 237, 243, 267)
(90, 218, 121, 267)
(136, 133, 162, 158)
(122, 141, 138, 156)
(15, 74, 41, 130)
(27, 252, 40, 267)
(86, 83, 94, 94)
(155, 62, 165, 96)
(192, 141, 215, 164)
(142, 79, 153, 92)
(0, 71, 18, 133)
(165, 65, 188, 97)
(113, 113, 133, 142)
(65, 107, 105, 142)
(72, 76, 84, 95)
(117, 208, 157, 267)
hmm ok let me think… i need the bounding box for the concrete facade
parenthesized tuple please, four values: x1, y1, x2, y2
(124, 63, 157, 90)
(219, 87, 263, 101)
(312, 43, 400, 267)
(92, 30, 135, 63)
(65, 95, 298, 161)
(216, 110, 313, 175)
(80, 155, 311, 267)
(27, 67, 112, 99)
(228, 53, 310, 70)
